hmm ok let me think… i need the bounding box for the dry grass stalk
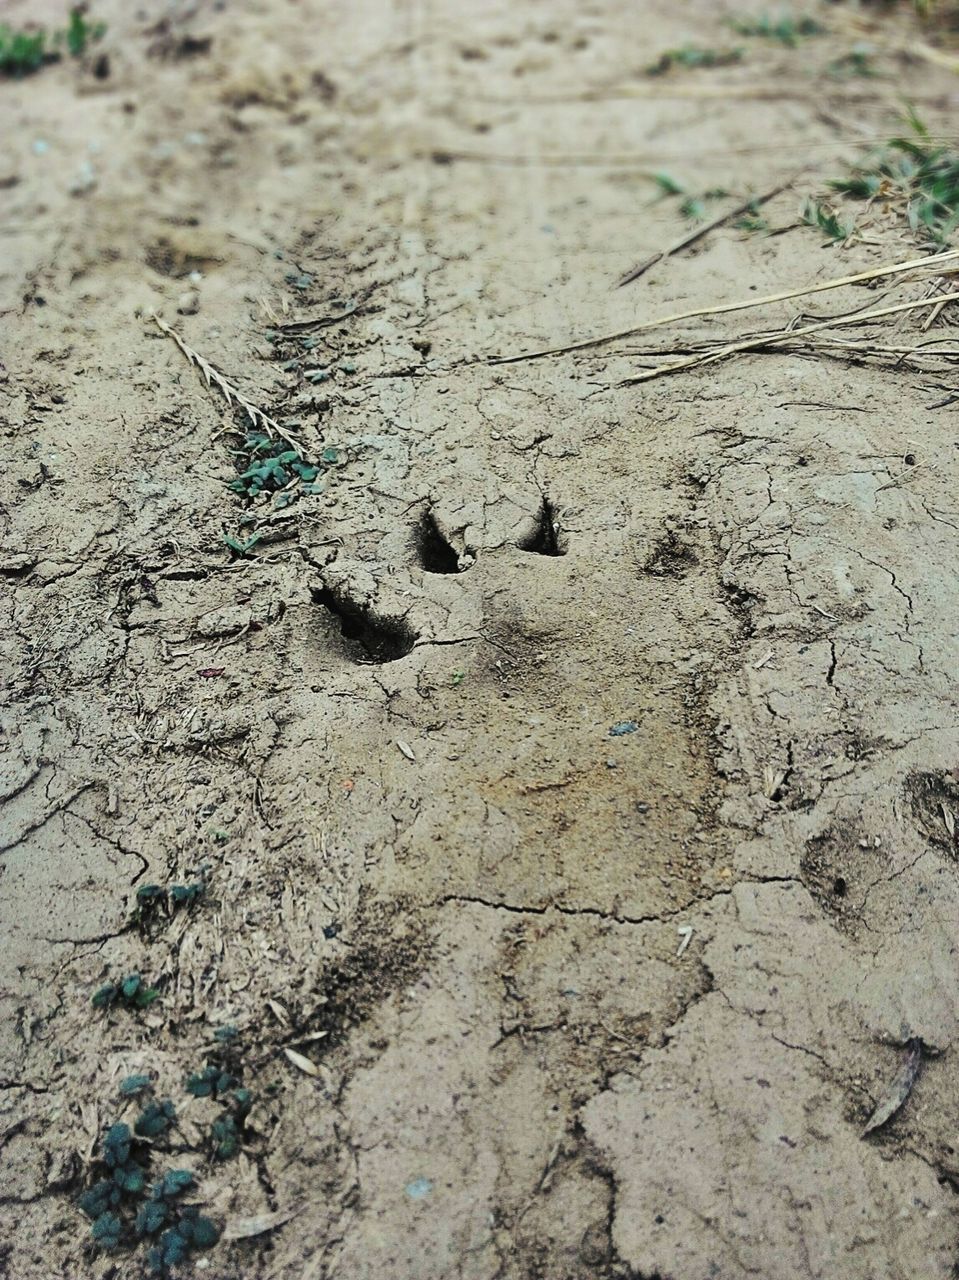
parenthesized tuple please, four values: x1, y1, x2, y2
(151, 312, 298, 448)
(616, 177, 796, 288)
(492, 248, 959, 364)
(622, 289, 959, 383)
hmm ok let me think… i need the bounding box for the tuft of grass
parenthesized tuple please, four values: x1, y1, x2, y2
(730, 12, 825, 46)
(646, 44, 743, 74)
(651, 173, 730, 222)
(802, 198, 854, 243)
(652, 171, 685, 197)
(828, 111, 959, 244)
(0, 8, 105, 77)
(734, 199, 770, 234)
(827, 45, 877, 79)
(65, 7, 106, 57)
(0, 26, 48, 75)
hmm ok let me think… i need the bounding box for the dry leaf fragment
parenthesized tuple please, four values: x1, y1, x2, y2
(289, 1031, 328, 1045)
(267, 998, 290, 1025)
(941, 801, 956, 840)
(862, 1038, 922, 1136)
(676, 925, 693, 957)
(222, 1206, 300, 1241)
(762, 765, 786, 799)
(396, 739, 416, 761)
(283, 1047, 319, 1077)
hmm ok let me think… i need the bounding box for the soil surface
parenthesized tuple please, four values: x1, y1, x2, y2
(4, 1, 959, 1277)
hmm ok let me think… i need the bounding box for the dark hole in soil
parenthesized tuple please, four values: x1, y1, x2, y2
(833, 876, 847, 898)
(312, 586, 417, 663)
(519, 497, 566, 556)
(416, 511, 460, 574)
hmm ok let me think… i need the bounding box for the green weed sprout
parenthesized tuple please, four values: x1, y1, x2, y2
(92, 973, 160, 1012)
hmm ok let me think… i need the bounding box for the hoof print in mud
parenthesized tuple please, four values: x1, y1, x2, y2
(312, 585, 417, 664)
(518, 496, 567, 557)
(906, 771, 959, 855)
(415, 509, 464, 575)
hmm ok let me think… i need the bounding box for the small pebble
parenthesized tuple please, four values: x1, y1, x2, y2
(177, 290, 200, 315)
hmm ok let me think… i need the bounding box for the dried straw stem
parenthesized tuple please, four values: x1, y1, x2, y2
(491, 248, 959, 365)
(622, 290, 959, 384)
(151, 312, 298, 449)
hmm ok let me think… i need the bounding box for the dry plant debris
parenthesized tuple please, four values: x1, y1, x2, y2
(151, 312, 299, 449)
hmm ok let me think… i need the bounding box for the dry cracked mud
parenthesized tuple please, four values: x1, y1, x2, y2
(4, 0, 959, 1277)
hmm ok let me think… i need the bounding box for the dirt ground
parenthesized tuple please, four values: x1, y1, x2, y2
(5, 0, 959, 1276)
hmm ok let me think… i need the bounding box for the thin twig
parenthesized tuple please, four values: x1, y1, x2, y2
(622, 290, 959, 384)
(616, 179, 795, 288)
(151, 312, 299, 448)
(491, 248, 959, 365)
(875, 464, 924, 493)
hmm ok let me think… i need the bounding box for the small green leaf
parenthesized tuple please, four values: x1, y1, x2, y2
(232, 1087, 253, 1117)
(169, 882, 203, 906)
(152, 1168, 195, 1199)
(121, 973, 142, 1000)
(187, 1214, 220, 1249)
(653, 171, 684, 196)
(135, 1198, 168, 1236)
(78, 1179, 114, 1219)
(119, 1073, 153, 1097)
(102, 1123, 132, 1168)
(211, 1113, 240, 1160)
(136, 884, 165, 902)
(135, 1100, 176, 1139)
(114, 1163, 146, 1193)
(91, 1210, 123, 1249)
(92, 983, 117, 1009)
(157, 1225, 189, 1268)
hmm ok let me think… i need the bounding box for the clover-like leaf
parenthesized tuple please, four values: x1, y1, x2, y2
(135, 1197, 169, 1237)
(78, 1179, 114, 1220)
(178, 1208, 221, 1249)
(102, 1123, 132, 1168)
(135, 1100, 176, 1139)
(211, 1114, 240, 1161)
(119, 1073, 153, 1097)
(136, 884, 165, 902)
(113, 1163, 146, 1194)
(169, 883, 203, 906)
(91, 1210, 124, 1250)
(152, 1168, 195, 1200)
